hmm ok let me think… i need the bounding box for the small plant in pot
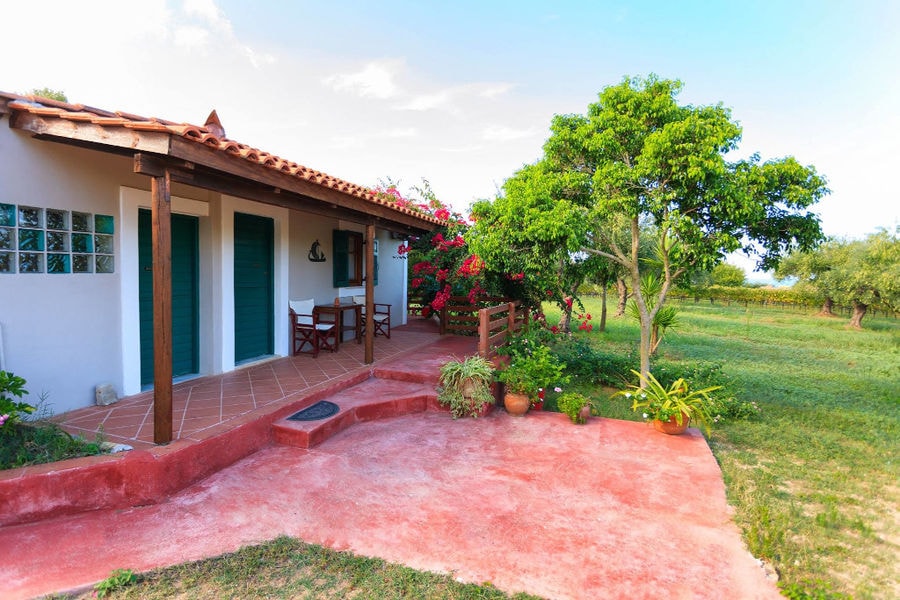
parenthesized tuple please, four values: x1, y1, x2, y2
(437, 355, 496, 419)
(557, 392, 591, 424)
(497, 345, 567, 416)
(616, 370, 720, 434)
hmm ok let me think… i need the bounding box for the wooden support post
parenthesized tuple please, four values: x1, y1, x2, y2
(152, 172, 173, 444)
(478, 307, 489, 357)
(364, 224, 375, 364)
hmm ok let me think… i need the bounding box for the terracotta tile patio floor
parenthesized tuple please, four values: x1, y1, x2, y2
(53, 319, 443, 449)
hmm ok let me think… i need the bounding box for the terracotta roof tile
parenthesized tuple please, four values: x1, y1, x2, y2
(0, 91, 444, 227)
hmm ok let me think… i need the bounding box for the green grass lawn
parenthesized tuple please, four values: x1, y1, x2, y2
(548, 299, 899, 600)
(56, 536, 541, 599)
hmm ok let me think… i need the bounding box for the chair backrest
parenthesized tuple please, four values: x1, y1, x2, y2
(352, 295, 366, 305)
(289, 299, 315, 326)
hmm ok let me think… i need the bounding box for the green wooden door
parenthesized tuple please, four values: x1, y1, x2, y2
(234, 212, 274, 363)
(139, 210, 199, 386)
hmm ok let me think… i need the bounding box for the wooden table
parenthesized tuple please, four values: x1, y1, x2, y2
(314, 302, 362, 351)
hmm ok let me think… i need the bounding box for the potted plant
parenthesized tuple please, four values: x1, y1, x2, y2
(616, 370, 720, 434)
(557, 392, 591, 424)
(497, 345, 567, 416)
(437, 355, 496, 419)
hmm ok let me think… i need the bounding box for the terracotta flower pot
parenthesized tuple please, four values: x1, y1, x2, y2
(653, 412, 690, 435)
(578, 405, 591, 423)
(504, 392, 530, 416)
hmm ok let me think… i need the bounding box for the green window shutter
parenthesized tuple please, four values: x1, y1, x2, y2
(333, 230, 349, 287)
(374, 254, 379, 286)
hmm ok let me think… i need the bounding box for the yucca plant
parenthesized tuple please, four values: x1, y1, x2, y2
(616, 370, 720, 434)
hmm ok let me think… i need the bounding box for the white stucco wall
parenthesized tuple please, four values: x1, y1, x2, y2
(1, 121, 414, 415)
(287, 215, 410, 335)
(0, 125, 209, 414)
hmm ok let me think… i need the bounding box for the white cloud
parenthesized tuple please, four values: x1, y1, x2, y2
(174, 25, 211, 50)
(323, 61, 403, 99)
(384, 128, 418, 138)
(482, 125, 539, 142)
(243, 46, 276, 69)
(182, 0, 233, 34)
(398, 91, 453, 111)
(479, 83, 514, 98)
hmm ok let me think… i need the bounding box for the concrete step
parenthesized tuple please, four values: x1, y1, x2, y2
(372, 335, 482, 385)
(272, 377, 442, 448)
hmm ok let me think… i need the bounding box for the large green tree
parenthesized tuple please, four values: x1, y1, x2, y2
(775, 239, 842, 315)
(480, 75, 828, 380)
(468, 162, 596, 332)
(779, 230, 899, 328)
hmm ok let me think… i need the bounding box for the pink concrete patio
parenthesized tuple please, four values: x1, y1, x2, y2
(0, 319, 779, 599)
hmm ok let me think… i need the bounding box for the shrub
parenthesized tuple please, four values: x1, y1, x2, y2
(650, 359, 760, 422)
(0, 371, 35, 433)
(548, 337, 637, 387)
(557, 392, 590, 424)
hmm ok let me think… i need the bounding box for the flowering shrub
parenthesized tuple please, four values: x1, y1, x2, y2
(384, 180, 501, 314)
(0, 371, 34, 435)
(497, 340, 569, 397)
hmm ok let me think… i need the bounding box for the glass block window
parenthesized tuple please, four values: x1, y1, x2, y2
(0, 203, 15, 227)
(0, 203, 114, 274)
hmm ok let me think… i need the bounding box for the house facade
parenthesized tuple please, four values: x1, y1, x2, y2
(0, 91, 439, 417)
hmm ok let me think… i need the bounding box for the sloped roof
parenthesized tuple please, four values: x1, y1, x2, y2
(0, 91, 443, 228)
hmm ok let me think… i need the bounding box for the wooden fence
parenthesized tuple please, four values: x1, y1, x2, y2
(413, 294, 530, 357)
(476, 301, 529, 358)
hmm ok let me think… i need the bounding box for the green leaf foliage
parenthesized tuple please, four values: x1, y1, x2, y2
(472, 74, 828, 380)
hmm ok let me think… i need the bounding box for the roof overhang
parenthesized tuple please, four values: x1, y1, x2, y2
(1, 93, 442, 235)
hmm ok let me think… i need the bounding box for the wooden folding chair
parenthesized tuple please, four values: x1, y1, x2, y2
(353, 296, 391, 339)
(289, 299, 336, 357)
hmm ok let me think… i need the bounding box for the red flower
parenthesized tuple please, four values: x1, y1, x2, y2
(456, 254, 484, 277)
(421, 306, 431, 317)
(550, 325, 559, 333)
(410, 277, 424, 289)
(434, 208, 450, 221)
(412, 261, 435, 275)
(564, 296, 573, 309)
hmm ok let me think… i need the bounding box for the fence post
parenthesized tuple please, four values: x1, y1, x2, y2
(478, 307, 489, 357)
(507, 302, 516, 334)
(439, 306, 447, 335)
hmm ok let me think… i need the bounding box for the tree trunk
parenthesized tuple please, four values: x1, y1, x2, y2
(615, 278, 628, 317)
(849, 301, 867, 329)
(650, 323, 660, 355)
(638, 311, 652, 385)
(817, 297, 836, 317)
(559, 306, 573, 333)
(599, 284, 608, 332)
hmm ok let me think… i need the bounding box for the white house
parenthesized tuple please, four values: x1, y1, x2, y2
(0, 91, 439, 422)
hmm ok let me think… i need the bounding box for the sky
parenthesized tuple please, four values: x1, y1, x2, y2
(4, 0, 898, 281)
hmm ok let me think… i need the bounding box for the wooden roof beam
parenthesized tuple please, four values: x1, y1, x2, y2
(134, 153, 429, 235)
(9, 112, 170, 154)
